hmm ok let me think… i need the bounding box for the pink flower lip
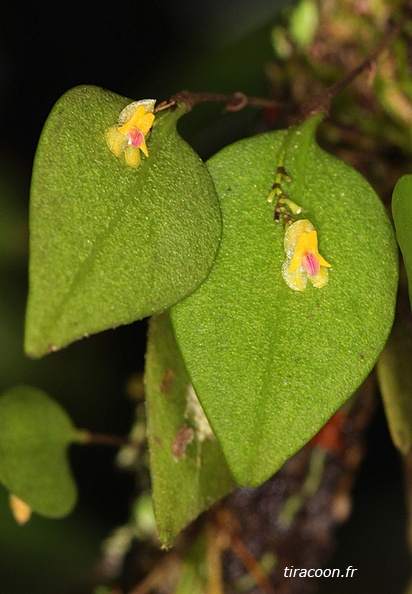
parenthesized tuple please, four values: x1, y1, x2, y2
(302, 252, 320, 276)
(127, 128, 144, 148)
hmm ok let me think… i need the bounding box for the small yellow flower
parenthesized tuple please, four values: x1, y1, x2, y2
(282, 219, 331, 291)
(105, 99, 156, 168)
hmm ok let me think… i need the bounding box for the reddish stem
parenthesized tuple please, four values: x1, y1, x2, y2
(155, 91, 287, 113)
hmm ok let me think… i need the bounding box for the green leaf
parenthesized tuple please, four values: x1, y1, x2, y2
(145, 312, 235, 547)
(171, 115, 398, 487)
(377, 300, 412, 454)
(289, 0, 319, 47)
(393, 174, 412, 302)
(0, 386, 78, 518)
(25, 85, 221, 358)
(175, 532, 209, 594)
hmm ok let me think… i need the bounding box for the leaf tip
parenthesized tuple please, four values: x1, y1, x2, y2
(24, 337, 61, 359)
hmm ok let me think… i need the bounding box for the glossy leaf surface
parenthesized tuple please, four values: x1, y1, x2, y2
(171, 115, 398, 486)
(26, 85, 221, 357)
(0, 386, 78, 517)
(145, 312, 235, 546)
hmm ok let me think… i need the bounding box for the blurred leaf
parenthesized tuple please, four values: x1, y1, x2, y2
(289, 0, 319, 47)
(145, 312, 235, 547)
(175, 532, 209, 594)
(393, 174, 412, 303)
(403, 448, 412, 554)
(25, 85, 221, 358)
(0, 386, 78, 517)
(171, 115, 398, 486)
(377, 300, 412, 454)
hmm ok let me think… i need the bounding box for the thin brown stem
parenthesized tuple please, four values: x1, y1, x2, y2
(215, 509, 276, 594)
(127, 553, 181, 594)
(230, 535, 277, 594)
(75, 430, 137, 448)
(155, 90, 287, 114)
(302, 1, 412, 119)
(155, 2, 412, 124)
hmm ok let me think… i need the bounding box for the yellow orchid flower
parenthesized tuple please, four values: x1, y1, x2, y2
(105, 99, 156, 168)
(282, 219, 331, 291)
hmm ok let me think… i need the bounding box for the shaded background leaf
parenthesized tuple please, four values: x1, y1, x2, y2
(171, 117, 398, 487)
(393, 174, 412, 304)
(0, 385, 78, 518)
(145, 312, 235, 546)
(377, 296, 412, 455)
(25, 85, 221, 358)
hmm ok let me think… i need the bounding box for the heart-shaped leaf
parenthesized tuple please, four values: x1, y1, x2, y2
(0, 386, 78, 517)
(145, 312, 235, 546)
(171, 115, 398, 486)
(25, 85, 221, 358)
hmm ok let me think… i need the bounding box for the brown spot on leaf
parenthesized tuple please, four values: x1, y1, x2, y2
(172, 424, 195, 461)
(161, 369, 174, 393)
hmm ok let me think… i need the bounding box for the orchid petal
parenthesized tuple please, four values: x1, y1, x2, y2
(310, 266, 329, 288)
(282, 259, 307, 291)
(124, 145, 141, 168)
(105, 126, 128, 157)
